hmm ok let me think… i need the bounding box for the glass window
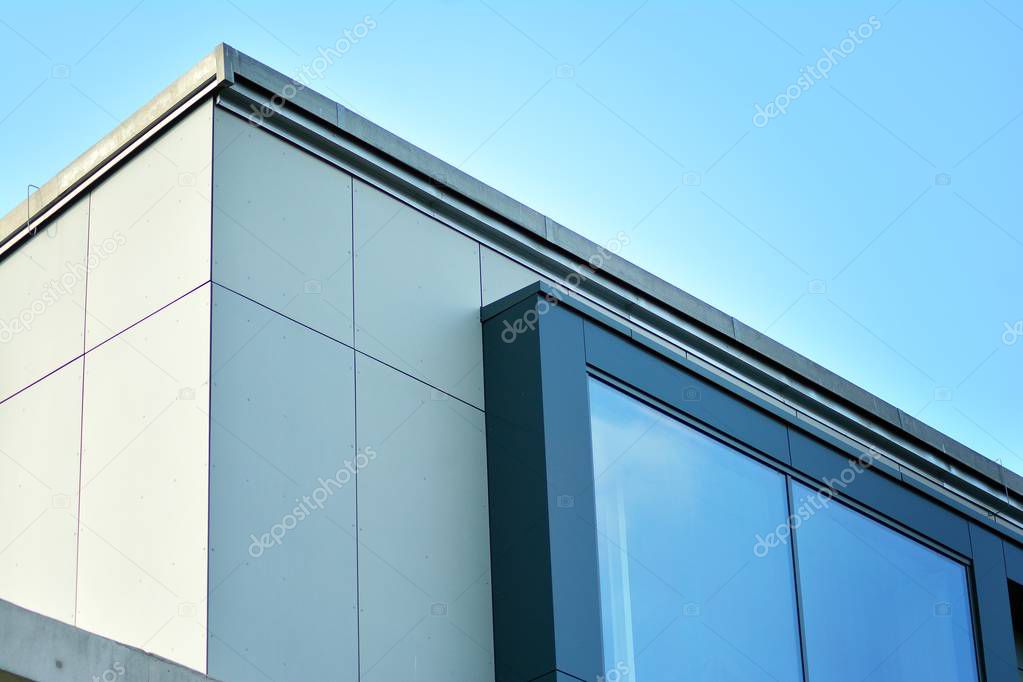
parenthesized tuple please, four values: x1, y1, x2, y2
(589, 378, 804, 681)
(791, 482, 979, 682)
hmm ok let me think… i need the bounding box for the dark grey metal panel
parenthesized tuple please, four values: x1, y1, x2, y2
(584, 319, 790, 466)
(482, 295, 603, 682)
(1004, 541, 1023, 585)
(539, 304, 603, 682)
(898, 467, 998, 533)
(483, 296, 555, 682)
(788, 429, 973, 557)
(531, 672, 589, 682)
(970, 526, 1017, 682)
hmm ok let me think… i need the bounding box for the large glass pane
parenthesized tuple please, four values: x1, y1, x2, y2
(792, 482, 979, 682)
(589, 378, 804, 681)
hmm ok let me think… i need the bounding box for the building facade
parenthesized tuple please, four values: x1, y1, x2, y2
(0, 45, 1022, 681)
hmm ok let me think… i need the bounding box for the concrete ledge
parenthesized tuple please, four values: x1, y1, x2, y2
(0, 46, 227, 254)
(0, 599, 213, 682)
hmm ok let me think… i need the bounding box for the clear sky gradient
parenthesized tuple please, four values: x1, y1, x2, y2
(2, 1, 1021, 473)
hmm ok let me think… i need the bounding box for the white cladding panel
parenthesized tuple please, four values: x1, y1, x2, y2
(0, 198, 89, 401)
(76, 285, 211, 672)
(85, 100, 212, 349)
(355, 353, 493, 681)
(0, 358, 83, 624)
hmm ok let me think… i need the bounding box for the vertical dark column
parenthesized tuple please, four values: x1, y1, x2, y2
(1003, 541, 1023, 584)
(970, 524, 1017, 681)
(482, 289, 604, 682)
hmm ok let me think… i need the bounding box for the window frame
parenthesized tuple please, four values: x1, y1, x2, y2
(588, 373, 810, 681)
(481, 283, 1020, 682)
(590, 370, 983, 681)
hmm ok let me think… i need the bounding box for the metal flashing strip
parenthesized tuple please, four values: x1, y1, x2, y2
(2, 43, 1019, 526)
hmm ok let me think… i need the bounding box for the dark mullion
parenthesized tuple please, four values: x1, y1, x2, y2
(786, 476, 813, 682)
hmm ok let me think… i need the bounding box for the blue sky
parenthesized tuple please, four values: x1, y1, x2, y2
(2, 1, 1021, 474)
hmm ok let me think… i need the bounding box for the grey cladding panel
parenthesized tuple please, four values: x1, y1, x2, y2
(213, 109, 355, 345)
(207, 285, 358, 682)
(480, 246, 548, 307)
(355, 353, 493, 682)
(353, 180, 483, 407)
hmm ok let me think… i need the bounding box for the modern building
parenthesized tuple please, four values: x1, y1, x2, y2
(0, 44, 1021, 682)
